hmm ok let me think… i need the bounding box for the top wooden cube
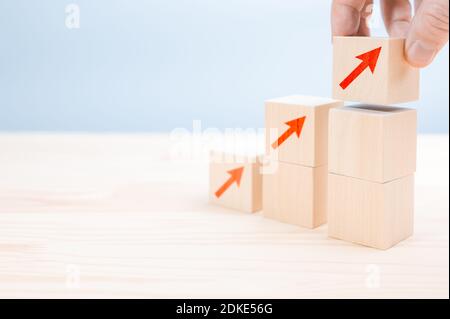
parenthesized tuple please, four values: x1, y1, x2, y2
(265, 95, 343, 167)
(329, 105, 417, 183)
(333, 37, 419, 105)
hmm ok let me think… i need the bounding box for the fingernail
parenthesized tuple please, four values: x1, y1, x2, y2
(406, 41, 437, 67)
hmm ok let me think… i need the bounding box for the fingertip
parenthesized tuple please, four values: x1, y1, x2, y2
(404, 0, 449, 68)
(405, 40, 438, 68)
(331, 2, 362, 36)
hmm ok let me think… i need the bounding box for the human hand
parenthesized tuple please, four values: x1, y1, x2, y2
(331, 0, 449, 67)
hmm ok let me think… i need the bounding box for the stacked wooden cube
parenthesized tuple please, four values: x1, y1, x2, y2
(263, 96, 343, 228)
(328, 37, 419, 249)
(209, 36, 420, 250)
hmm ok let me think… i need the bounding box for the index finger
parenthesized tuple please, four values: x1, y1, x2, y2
(332, 0, 371, 36)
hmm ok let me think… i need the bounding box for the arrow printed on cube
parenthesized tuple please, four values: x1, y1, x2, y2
(271, 116, 306, 149)
(339, 47, 382, 90)
(215, 166, 244, 198)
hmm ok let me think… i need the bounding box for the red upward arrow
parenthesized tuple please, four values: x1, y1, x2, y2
(271, 116, 306, 150)
(339, 47, 382, 90)
(215, 166, 244, 198)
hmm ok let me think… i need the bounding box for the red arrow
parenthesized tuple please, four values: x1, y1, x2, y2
(271, 116, 306, 150)
(215, 166, 244, 198)
(339, 47, 382, 90)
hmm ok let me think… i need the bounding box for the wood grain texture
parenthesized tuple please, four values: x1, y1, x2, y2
(328, 173, 414, 250)
(0, 134, 448, 298)
(265, 96, 343, 167)
(263, 162, 327, 229)
(329, 106, 417, 183)
(332, 37, 420, 104)
(209, 151, 262, 213)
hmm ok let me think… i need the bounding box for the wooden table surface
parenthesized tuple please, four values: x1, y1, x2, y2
(0, 133, 448, 299)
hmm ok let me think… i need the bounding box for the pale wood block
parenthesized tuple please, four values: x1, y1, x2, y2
(328, 173, 414, 250)
(265, 95, 343, 167)
(263, 162, 327, 229)
(209, 152, 262, 213)
(329, 105, 417, 183)
(333, 37, 419, 105)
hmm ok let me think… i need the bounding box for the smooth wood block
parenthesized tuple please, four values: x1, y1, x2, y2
(328, 173, 414, 250)
(265, 95, 343, 167)
(333, 37, 419, 105)
(329, 105, 417, 183)
(209, 152, 262, 213)
(263, 162, 327, 229)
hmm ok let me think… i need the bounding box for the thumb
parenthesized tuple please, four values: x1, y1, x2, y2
(405, 0, 449, 68)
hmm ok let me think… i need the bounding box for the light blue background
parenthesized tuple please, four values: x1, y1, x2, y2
(1, 0, 448, 133)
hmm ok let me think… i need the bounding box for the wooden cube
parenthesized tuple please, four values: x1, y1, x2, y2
(328, 173, 414, 250)
(329, 105, 417, 183)
(209, 152, 262, 213)
(333, 37, 419, 105)
(263, 162, 327, 229)
(265, 95, 343, 167)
